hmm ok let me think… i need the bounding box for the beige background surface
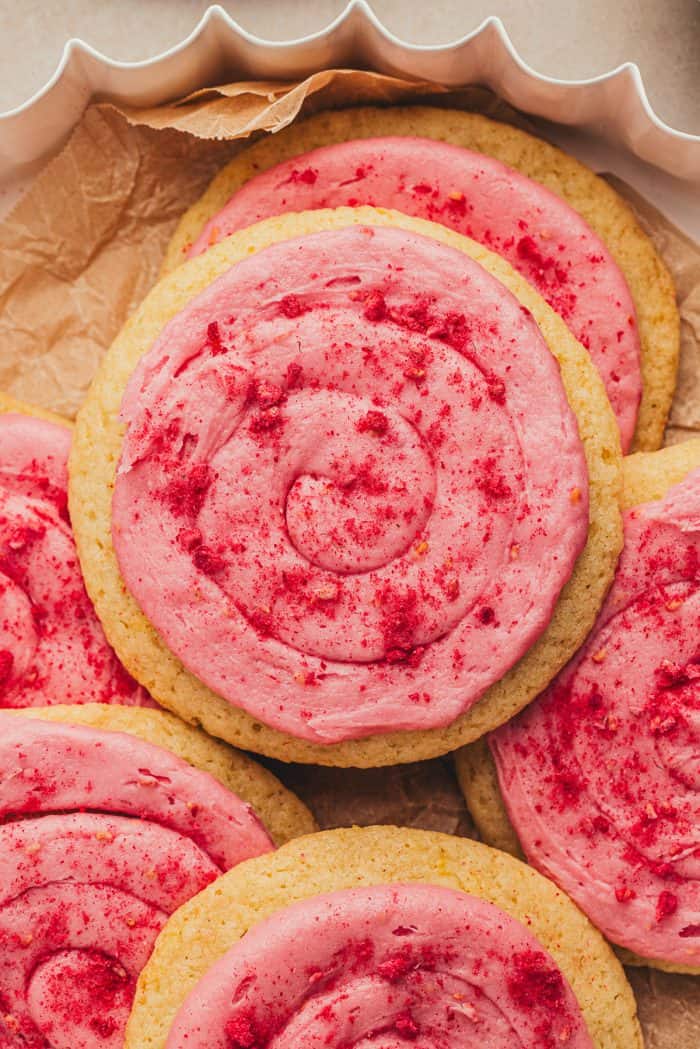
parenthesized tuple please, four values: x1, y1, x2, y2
(0, 1, 698, 132)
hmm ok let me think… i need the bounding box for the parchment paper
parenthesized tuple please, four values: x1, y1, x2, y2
(0, 69, 697, 1046)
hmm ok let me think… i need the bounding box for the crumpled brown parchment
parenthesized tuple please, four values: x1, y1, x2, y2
(0, 69, 697, 1046)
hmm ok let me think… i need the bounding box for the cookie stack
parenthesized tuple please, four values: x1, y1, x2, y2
(1, 105, 695, 1048)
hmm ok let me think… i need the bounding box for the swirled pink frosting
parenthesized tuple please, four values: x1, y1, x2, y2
(491, 468, 700, 965)
(113, 225, 588, 743)
(0, 713, 273, 1047)
(0, 412, 148, 706)
(167, 883, 593, 1048)
(188, 136, 640, 450)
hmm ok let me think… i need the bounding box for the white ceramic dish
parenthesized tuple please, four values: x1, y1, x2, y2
(0, 1, 698, 234)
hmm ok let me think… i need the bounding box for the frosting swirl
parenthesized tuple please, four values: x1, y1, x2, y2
(0, 412, 147, 706)
(167, 884, 593, 1048)
(0, 713, 273, 1047)
(491, 468, 700, 965)
(113, 225, 588, 743)
(187, 136, 640, 450)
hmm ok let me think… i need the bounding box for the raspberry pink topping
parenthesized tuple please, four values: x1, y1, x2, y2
(113, 226, 588, 744)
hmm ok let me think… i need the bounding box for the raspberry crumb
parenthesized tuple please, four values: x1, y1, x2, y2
(286, 361, 304, 388)
(507, 950, 565, 1010)
(163, 463, 212, 517)
(378, 949, 414, 982)
(192, 545, 226, 576)
(278, 294, 308, 318)
(363, 290, 387, 322)
(250, 406, 283, 433)
(253, 380, 284, 408)
(357, 410, 389, 435)
(655, 891, 678, 922)
(394, 1012, 419, 1039)
(487, 378, 506, 404)
(289, 167, 318, 184)
(225, 1012, 261, 1049)
(206, 320, 224, 354)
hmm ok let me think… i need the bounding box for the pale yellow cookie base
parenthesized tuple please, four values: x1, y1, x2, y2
(71, 205, 622, 767)
(164, 105, 679, 453)
(0, 391, 72, 429)
(456, 437, 700, 974)
(11, 704, 316, 846)
(125, 826, 642, 1049)
(621, 437, 700, 510)
(455, 737, 524, 859)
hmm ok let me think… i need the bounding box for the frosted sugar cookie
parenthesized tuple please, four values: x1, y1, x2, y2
(0, 704, 314, 1047)
(165, 106, 679, 452)
(458, 440, 700, 972)
(126, 826, 642, 1049)
(71, 207, 622, 766)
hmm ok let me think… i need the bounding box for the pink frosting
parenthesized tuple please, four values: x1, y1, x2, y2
(0, 713, 273, 1047)
(188, 136, 641, 450)
(113, 225, 588, 744)
(0, 412, 149, 707)
(167, 883, 593, 1048)
(491, 468, 700, 965)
